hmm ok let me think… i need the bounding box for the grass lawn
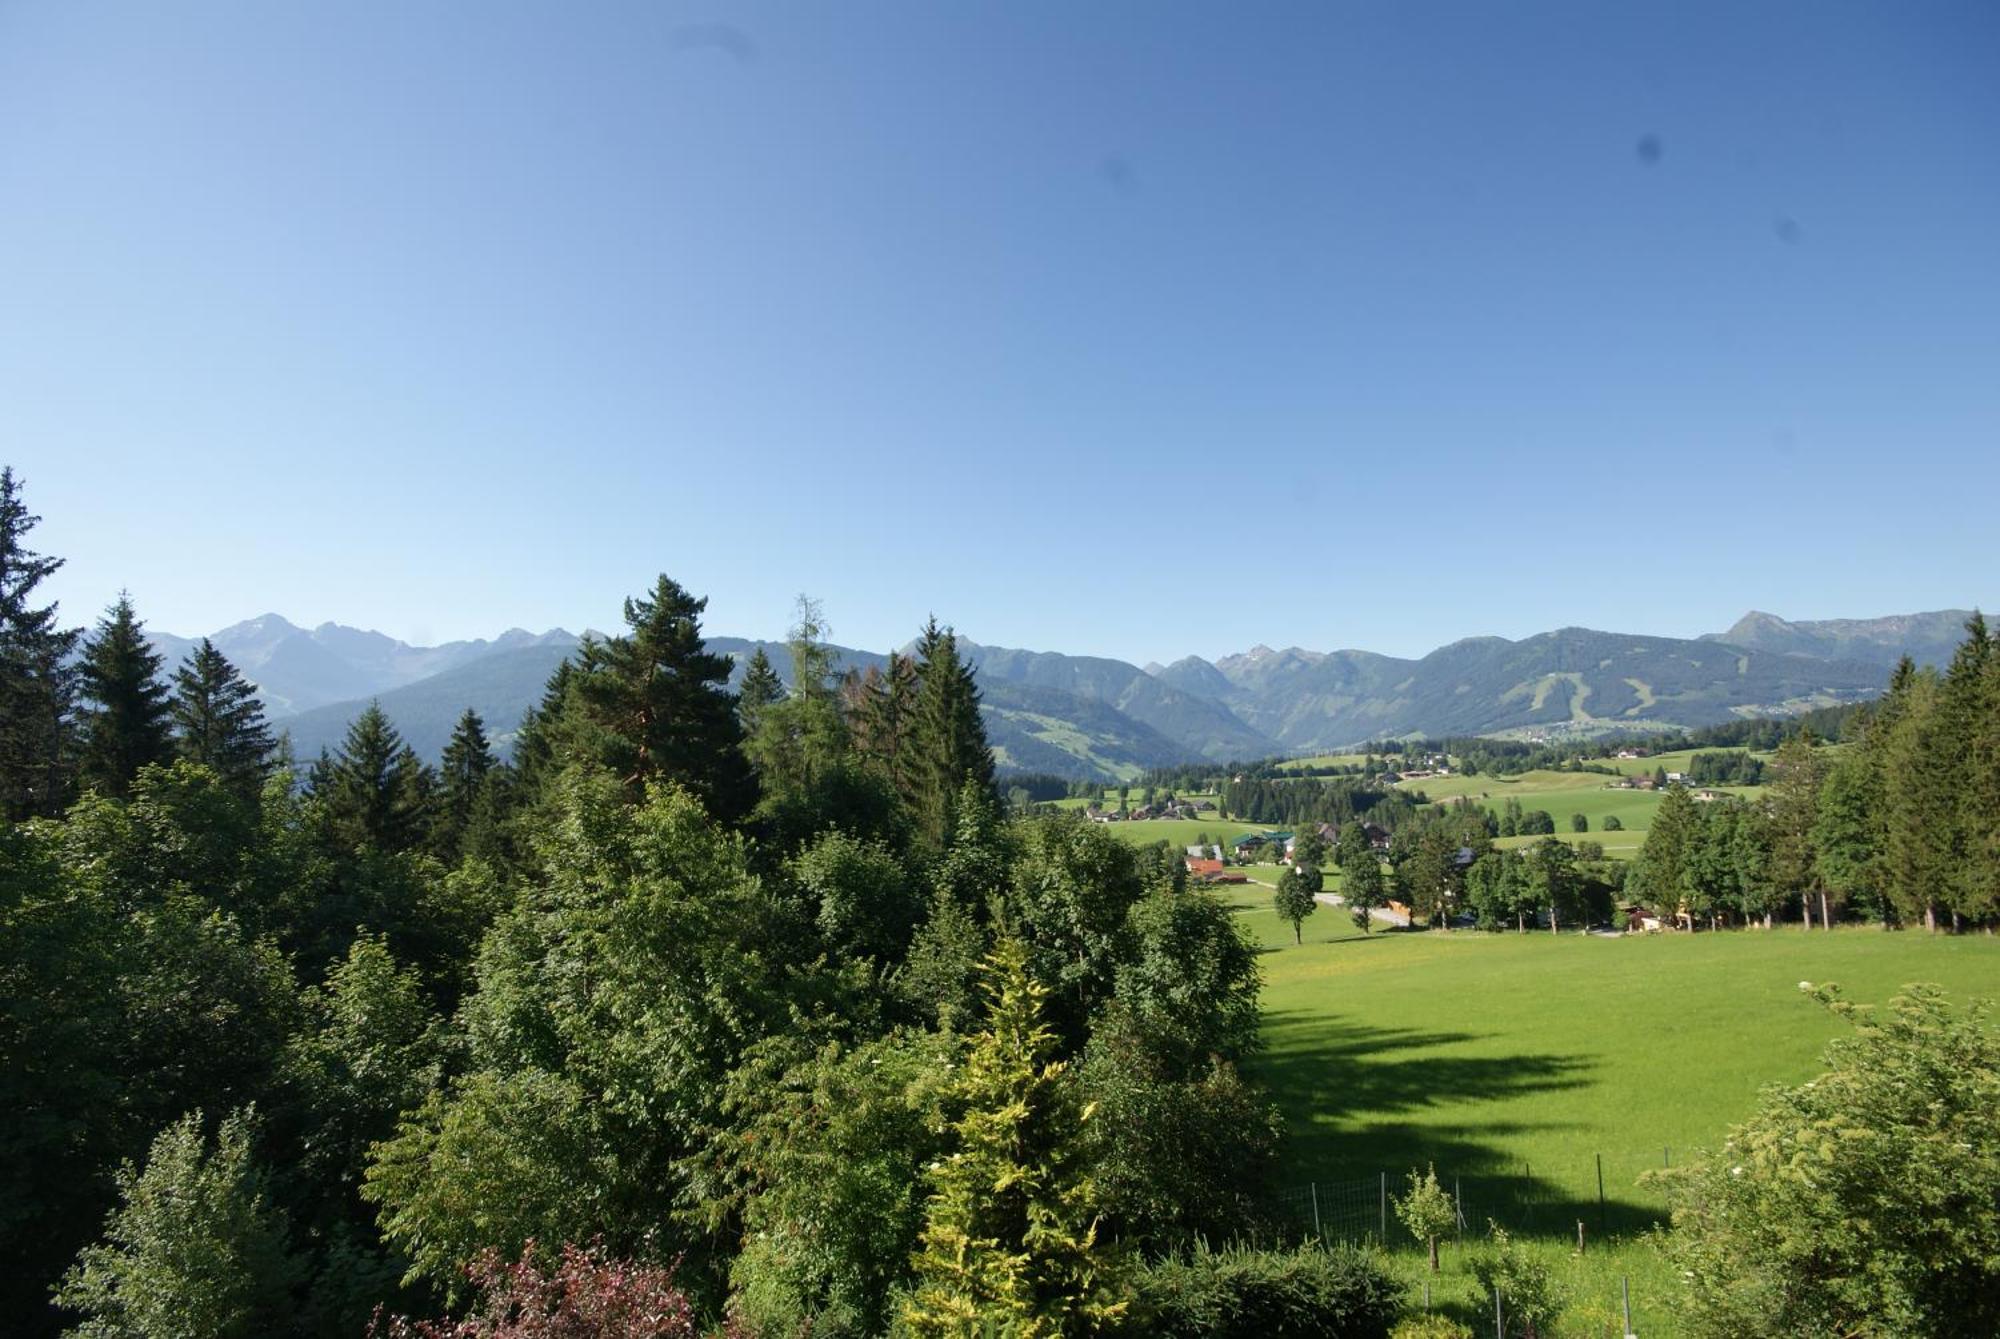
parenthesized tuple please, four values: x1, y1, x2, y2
(1096, 815, 1261, 851)
(1225, 889, 2000, 1334)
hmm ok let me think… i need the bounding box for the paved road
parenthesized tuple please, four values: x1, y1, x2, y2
(1314, 890, 1409, 928)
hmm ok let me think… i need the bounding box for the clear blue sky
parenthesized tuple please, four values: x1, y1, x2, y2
(4, 2, 1996, 663)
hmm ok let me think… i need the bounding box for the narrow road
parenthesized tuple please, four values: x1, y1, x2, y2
(1314, 890, 1409, 928)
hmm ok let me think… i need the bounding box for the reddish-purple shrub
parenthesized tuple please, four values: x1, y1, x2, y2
(369, 1239, 696, 1338)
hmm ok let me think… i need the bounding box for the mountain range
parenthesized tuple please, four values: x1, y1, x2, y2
(144, 609, 1981, 781)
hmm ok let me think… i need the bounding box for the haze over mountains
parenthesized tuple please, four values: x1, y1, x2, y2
(147, 609, 1979, 781)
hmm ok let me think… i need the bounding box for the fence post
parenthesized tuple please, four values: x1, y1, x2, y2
(1311, 1182, 1321, 1240)
(1379, 1172, 1388, 1242)
(1455, 1176, 1466, 1234)
(1494, 1286, 1504, 1339)
(1597, 1152, 1607, 1230)
(1622, 1273, 1635, 1338)
(1664, 1145, 1671, 1168)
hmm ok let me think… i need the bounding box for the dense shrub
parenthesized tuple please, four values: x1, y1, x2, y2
(367, 1239, 696, 1338)
(1122, 1242, 1399, 1338)
(1389, 1317, 1473, 1339)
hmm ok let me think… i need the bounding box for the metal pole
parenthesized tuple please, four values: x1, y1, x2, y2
(1494, 1286, 1504, 1339)
(1597, 1152, 1607, 1230)
(1664, 1145, 1671, 1168)
(1622, 1274, 1634, 1338)
(1379, 1172, 1388, 1241)
(1424, 1281, 1431, 1312)
(1311, 1182, 1322, 1239)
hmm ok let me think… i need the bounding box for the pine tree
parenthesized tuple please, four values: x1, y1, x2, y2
(507, 659, 577, 802)
(1766, 731, 1827, 928)
(737, 646, 784, 738)
(318, 704, 431, 853)
(571, 575, 755, 821)
(903, 938, 1126, 1336)
(1632, 784, 1699, 927)
(846, 651, 921, 802)
(0, 467, 79, 818)
(1880, 669, 1952, 931)
(1937, 614, 1993, 929)
(170, 639, 276, 799)
(432, 708, 495, 862)
(908, 619, 996, 848)
(78, 593, 174, 799)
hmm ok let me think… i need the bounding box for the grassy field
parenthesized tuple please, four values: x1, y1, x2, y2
(1278, 753, 1373, 771)
(1226, 891, 2000, 1333)
(1590, 747, 1769, 778)
(1093, 816, 1262, 851)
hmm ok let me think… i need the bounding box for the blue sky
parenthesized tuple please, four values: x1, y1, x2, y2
(3, 2, 1996, 664)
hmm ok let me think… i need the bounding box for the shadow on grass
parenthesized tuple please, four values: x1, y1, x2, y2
(1250, 1014, 1666, 1240)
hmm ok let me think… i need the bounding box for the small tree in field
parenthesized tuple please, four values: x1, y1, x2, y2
(1395, 1165, 1457, 1273)
(1273, 865, 1318, 944)
(1469, 1223, 1562, 1339)
(1344, 855, 1387, 933)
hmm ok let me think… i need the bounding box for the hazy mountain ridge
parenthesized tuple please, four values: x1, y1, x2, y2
(157, 607, 1975, 780)
(1700, 608, 1977, 668)
(146, 614, 580, 717)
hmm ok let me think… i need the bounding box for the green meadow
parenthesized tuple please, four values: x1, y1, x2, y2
(1224, 890, 2000, 1334)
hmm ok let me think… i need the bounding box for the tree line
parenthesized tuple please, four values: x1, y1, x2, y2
(1625, 616, 2000, 932)
(0, 470, 1402, 1337)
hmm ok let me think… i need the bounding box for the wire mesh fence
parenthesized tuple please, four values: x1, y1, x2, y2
(1273, 1147, 1685, 1249)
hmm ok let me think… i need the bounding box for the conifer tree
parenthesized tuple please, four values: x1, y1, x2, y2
(903, 938, 1125, 1336)
(743, 598, 850, 803)
(1766, 731, 1827, 928)
(908, 618, 996, 847)
(1937, 614, 1993, 929)
(507, 659, 576, 802)
(571, 575, 754, 821)
(846, 651, 921, 801)
(77, 593, 174, 799)
(319, 704, 431, 853)
(432, 708, 494, 861)
(170, 640, 275, 799)
(1880, 668, 1952, 930)
(0, 467, 79, 818)
(737, 646, 784, 738)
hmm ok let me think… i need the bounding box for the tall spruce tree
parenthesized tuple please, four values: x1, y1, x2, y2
(432, 708, 495, 862)
(909, 619, 995, 847)
(737, 647, 784, 738)
(170, 639, 275, 799)
(507, 659, 576, 803)
(1766, 731, 1827, 928)
(571, 575, 755, 822)
(0, 468, 78, 819)
(77, 593, 174, 799)
(318, 704, 431, 854)
(1937, 614, 1993, 929)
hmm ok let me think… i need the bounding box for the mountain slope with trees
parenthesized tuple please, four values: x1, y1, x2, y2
(153, 607, 1982, 781)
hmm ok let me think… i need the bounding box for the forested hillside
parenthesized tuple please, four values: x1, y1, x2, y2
(2, 471, 1376, 1337)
